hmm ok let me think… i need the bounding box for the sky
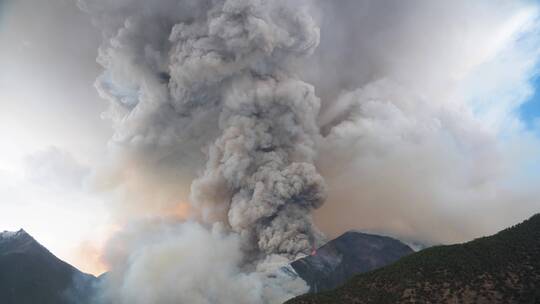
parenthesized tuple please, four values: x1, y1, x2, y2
(521, 75, 540, 129)
(1, 0, 540, 277)
(0, 0, 112, 274)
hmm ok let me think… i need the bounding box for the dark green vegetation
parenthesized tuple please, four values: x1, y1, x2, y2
(291, 232, 413, 293)
(287, 214, 540, 304)
(0, 230, 96, 304)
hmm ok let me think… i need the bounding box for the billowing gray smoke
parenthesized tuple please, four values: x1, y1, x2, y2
(180, 0, 326, 259)
(77, 0, 540, 302)
(83, 0, 325, 259)
(79, 0, 325, 302)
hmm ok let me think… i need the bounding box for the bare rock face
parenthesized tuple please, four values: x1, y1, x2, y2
(291, 231, 414, 292)
(0, 229, 96, 304)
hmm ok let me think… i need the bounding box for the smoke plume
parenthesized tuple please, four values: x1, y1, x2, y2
(80, 0, 325, 302)
(77, 0, 540, 302)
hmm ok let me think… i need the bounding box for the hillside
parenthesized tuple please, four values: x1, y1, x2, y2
(0, 229, 96, 304)
(287, 214, 540, 304)
(291, 231, 413, 292)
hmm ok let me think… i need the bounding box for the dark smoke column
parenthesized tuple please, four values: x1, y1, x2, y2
(184, 0, 327, 260)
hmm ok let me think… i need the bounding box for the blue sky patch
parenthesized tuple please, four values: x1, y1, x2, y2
(520, 74, 540, 130)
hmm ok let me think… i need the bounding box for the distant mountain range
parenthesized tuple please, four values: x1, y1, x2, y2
(4, 215, 538, 304)
(287, 214, 540, 304)
(0, 229, 96, 304)
(0, 227, 414, 303)
(291, 231, 413, 293)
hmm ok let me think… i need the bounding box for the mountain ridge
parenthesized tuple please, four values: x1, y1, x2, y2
(287, 214, 540, 304)
(291, 231, 413, 293)
(0, 229, 96, 304)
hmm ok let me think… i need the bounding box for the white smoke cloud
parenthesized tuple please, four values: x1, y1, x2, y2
(95, 221, 307, 304)
(310, 0, 540, 244)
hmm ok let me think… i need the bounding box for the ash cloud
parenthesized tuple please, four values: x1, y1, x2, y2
(80, 0, 325, 302)
(82, 0, 326, 255)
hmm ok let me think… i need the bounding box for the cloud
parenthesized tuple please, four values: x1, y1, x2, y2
(24, 146, 90, 190)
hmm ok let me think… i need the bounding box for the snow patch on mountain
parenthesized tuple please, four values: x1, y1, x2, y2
(0, 229, 27, 241)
